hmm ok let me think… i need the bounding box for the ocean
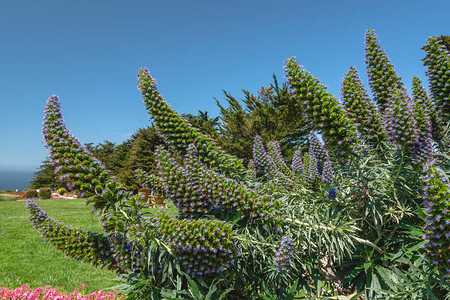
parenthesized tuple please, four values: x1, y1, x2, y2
(0, 170, 35, 191)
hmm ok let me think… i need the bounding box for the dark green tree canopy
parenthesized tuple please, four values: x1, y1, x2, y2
(216, 75, 310, 165)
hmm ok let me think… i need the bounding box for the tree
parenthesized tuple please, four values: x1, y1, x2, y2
(115, 126, 165, 190)
(216, 75, 310, 165)
(89, 140, 118, 171)
(182, 110, 220, 139)
(28, 158, 65, 190)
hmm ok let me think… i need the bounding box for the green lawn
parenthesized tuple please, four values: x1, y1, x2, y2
(0, 193, 21, 201)
(0, 199, 118, 293)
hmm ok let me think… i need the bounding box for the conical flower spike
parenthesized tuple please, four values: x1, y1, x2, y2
(423, 36, 450, 126)
(291, 149, 304, 184)
(42, 95, 122, 210)
(137, 67, 244, 176)
(253, 135, 276, 178)
(267, 140, 293, 179)
(411, 77, 434, 163)
(422, 163, 450, 277)
(365, 29, 407, 111)
(384, 90, 419, 147)
(341, 66, 385, 142)
(284, 57, 358, 155)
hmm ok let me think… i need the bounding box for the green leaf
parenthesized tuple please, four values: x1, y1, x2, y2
(284, 280, 299, 300)
(216, 287, 234, 300)
(185, 273, 202, 299)
(204, 283, 217, 300)
(416, 203, 426, 221)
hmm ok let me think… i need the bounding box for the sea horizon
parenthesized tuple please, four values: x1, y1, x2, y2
(0, 169, 35, 191)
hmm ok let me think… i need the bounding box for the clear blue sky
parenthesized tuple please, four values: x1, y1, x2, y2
(1, 0, 448, 171)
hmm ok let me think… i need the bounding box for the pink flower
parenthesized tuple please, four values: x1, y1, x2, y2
(0, 285, 123, 300)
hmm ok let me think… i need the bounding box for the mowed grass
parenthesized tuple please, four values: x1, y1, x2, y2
(0, 193, 21, 201)
(0, 199, 118, 293)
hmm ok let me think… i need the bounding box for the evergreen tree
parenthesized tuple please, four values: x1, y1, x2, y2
(115, 126, 165, 190)
(89, 141, 117, 171)
(28, 158, 65, 190)
(216, 75, 310, 165)
(182, 110, 220, 139)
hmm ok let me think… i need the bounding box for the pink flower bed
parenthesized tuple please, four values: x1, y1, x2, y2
(50, 194, 78, 199)
(0, 284, 124, 300)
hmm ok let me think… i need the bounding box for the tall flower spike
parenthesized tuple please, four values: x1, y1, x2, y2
(42, 95, 120, 209)
(284, 57, 358, 155)
(308, 134, 334, 184)
(253, 135, 276, 178)
(422, 163, 450, 277)
(137, 67, 244, 177)
(274, 236, 294, 271)
(155, 211, 236, 276)
(341, 66, 385, 142)
(267, 140, 294, 179)
(291, 149, 304, 183)
(321, 152, 334, 184)
(309, 133, 327, 163)
(423, 36, 450, 127)
(365, 29, 408, 111)
(302, 150, 320, 189)
(412, 77, 438, 133)
(411, 77, 434, 163)
(384, 90, 419, 147)
(26, 200, 139, 273)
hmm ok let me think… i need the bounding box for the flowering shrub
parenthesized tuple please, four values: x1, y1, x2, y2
(27, 30, 450, 298)
(0, 284, 123, 300)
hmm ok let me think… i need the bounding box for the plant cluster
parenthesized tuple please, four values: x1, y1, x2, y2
(26, 30, 450, 299)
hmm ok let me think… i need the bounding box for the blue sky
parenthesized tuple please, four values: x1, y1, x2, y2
(1, 0, 449, 172)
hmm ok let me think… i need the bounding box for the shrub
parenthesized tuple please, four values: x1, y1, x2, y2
(26, 30, 450, 299)
(38, 188, 52, 199)
(24, 190, 38, 199)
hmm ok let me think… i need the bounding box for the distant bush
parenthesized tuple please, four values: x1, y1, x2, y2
(39, 188, 52, 199)
(23, 190, 38, 199)
(56, 188, 68, 195)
